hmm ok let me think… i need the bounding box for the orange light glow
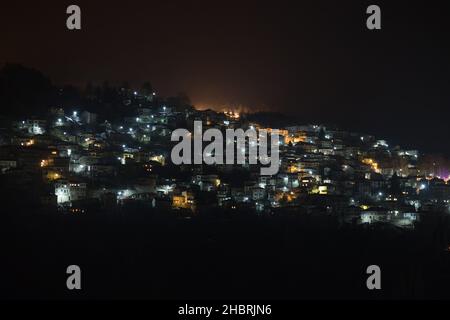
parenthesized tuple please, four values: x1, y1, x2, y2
(362, 158, 381, 173)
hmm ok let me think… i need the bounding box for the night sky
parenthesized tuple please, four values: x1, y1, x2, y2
(1, 0, 449, 154)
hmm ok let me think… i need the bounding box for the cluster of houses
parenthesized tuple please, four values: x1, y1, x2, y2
(0, 87, 449, 228)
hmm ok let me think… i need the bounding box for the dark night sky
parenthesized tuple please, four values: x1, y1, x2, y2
(1, 0, 450, 154)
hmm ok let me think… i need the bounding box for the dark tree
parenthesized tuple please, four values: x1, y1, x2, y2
(389, 172, 402, 197)
(0, 64, 55, 117)
(141, 81, 153, 96)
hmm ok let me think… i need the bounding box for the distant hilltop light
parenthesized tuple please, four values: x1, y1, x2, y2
(224, 110, 240, 119)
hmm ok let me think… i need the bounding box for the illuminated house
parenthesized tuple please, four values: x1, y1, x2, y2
(152, 124, 172, 137)
(231, 187, 248, 203)
(311, 185, 330, 195)
(22, 119, 46, 135)
(40, 155, 70, 181)
(149, 154, 165, 165)
(55, 180, 70, 204)
(42, 168, 63, 181)
(251, 186, 266, 201)
(69, 182, 87, 202)
(277, 173, 300, 189)
(391, 211, 418, 227)
(5, 145, 54, 170)
(360, 207, 418, 228)
(172, 191, 195, 211)
(12, 136, 34, 147)
(360, 207, 389, 224)
(192, 174, 221, 192)
(223, 110, 240, 120)
(285, 132, 307, 145)
(56, 144, 78, 158)
(55, 180, 87, 205)
(217, 184, 231, 206)
(421, 177, 450, 201)
(261, 127, 289, 145)
(258, 175, 276, 190)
